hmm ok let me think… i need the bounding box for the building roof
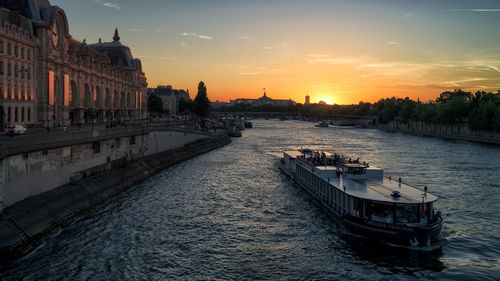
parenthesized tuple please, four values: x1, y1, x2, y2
(88, 29, 143, 72)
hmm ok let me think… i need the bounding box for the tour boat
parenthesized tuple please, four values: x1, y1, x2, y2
(279, 149, 443, 247)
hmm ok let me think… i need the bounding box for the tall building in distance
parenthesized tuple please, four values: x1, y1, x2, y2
(305, 95, 310, 105)
(0, 0, 147, 127)
(230, 88, 296, 106)
(148, 85, 190, 116)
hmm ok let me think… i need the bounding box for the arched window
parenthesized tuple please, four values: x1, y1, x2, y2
(70, 81, 77, 107)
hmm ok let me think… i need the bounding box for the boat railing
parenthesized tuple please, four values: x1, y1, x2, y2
(384, 176, 428, 193)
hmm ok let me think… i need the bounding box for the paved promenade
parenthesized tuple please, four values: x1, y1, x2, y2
(0, 120, 205, 160)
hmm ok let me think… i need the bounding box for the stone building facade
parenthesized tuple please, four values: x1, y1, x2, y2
(0, 0, 147, 127)
(0, 6, 36, 127)
(148, 85, 190, 116)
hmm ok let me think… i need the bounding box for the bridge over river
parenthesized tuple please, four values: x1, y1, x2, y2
(211, 111, 377, 126)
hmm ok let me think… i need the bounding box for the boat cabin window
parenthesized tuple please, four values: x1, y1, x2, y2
(342, 165, 366, 175)
(370, 202, 393, 223)
(395, 204, 419, 223)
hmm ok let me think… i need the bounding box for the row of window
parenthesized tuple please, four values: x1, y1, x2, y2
(0, 39, 32, 60)
(0, 61, 31, 79)
(3, 106, 31, 123)
(0, 84, 32, 100)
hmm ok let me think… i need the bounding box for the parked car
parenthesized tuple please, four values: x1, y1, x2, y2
(14, 124, 27, 134)
(4, 125, 27, 135)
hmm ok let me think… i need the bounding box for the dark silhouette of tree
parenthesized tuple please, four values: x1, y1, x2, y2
(179, 97, 193, 114)
(147, 94, 163, 116)
(193, 81, 211, 118)
(211, 89, 500, 132)
(436, 89, 472, 103)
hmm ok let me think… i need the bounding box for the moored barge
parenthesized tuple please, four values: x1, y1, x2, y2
(280, 149, 443, 247)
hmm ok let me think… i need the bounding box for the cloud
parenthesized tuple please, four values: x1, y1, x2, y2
(307, 54, 359, 65)
(308, 54, 330, 58)
(138, 55, 178, 61)
(442, 77, 492, 87)
(198, 35, 213, 40)
(447, 9, 500, 12)
(180, 41, 187, 47)
(94, 0, 121, 10)
(155, 29, 170, 33)
(235, 35, 249, 40)
(182, 32, 213, 40)
(239, 67, 282, 75)
(388, 41, 400, 45)
(487, 65, 500, 72)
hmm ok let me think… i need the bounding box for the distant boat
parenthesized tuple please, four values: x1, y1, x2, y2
(245, 121, 253, 128)
(226, 126, 242, 137)
(315, 121, 329, 127)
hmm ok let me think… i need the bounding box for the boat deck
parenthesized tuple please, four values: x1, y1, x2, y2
(330, 177, 438, 204)
(284, 150, 438, 204)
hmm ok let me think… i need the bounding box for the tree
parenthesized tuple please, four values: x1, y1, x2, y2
(178, 97, 193, 114)
(436, 89, 472, 104)
(147, 94, 163, 116)
(193, 81, 211, 118)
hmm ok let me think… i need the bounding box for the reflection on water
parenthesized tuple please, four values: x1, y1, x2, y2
(1, 120, 499, 280)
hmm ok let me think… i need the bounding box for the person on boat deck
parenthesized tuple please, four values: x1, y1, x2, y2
(336, 166, 341, 177)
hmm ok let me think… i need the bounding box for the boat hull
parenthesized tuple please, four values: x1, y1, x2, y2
(279, 164, 443, 247)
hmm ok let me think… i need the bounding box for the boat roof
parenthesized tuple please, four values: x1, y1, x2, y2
(283, 150, 438, 204)
(334, 177, 438, 204)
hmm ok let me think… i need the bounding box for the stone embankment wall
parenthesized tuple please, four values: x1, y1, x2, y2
(379, 121, 500, 145)
(0, 133, 231, 260)
(0, 127, 209, 209)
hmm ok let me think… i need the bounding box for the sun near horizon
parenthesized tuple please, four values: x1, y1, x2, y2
(52, 0, 500, 104)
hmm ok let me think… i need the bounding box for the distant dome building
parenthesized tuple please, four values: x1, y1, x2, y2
(230, 89, 296, 107)
(0, 0, 147, 127)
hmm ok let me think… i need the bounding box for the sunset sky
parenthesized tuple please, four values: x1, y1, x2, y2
(52, 0, 500, 104)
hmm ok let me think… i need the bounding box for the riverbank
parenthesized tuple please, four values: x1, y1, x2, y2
(378, 122, 500, 145)
(0, 134, 231, 261)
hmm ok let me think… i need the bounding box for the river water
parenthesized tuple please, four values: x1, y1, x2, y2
(1, 120, 499, 280)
